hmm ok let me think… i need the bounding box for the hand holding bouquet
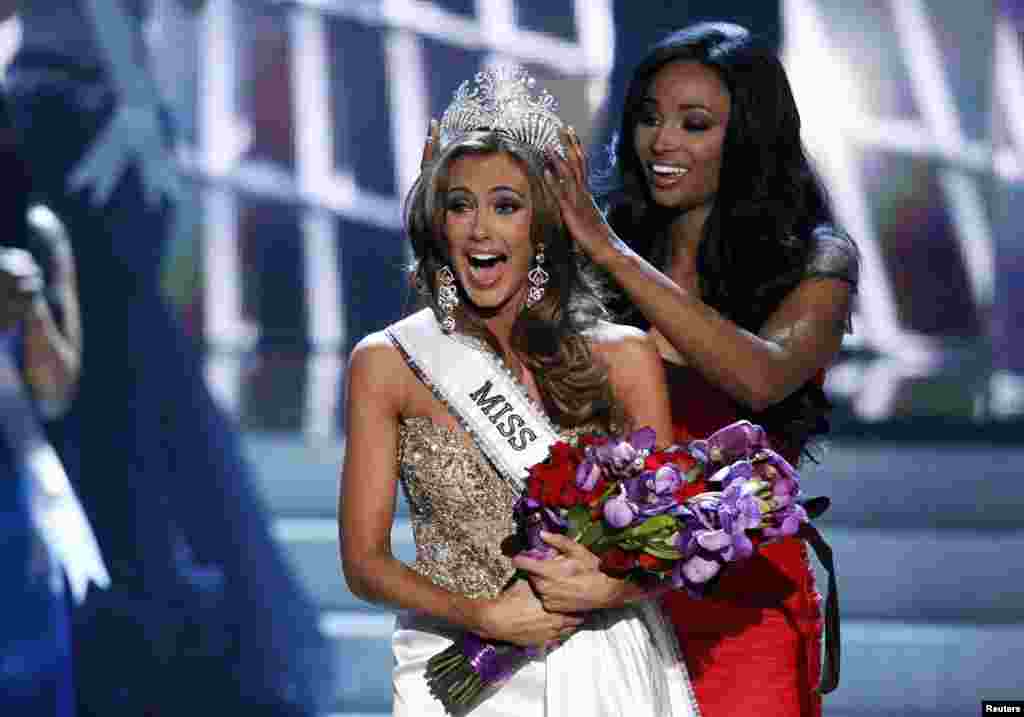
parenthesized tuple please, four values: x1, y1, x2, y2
(519, 420, 811, 596)
(425, 420, 824, 714)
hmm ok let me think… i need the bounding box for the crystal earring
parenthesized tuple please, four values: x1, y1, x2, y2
(526, 244, 549, 308)
(436, 265, 459, 332)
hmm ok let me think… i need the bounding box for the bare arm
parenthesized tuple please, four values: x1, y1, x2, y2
(591, 323, 672, 443)
(548, 128, 852, 412)
(595, 245, 850, 412)
(514, 325, 674, 611)
(22, 223, 81, 411)
(339, 333, 582, 646)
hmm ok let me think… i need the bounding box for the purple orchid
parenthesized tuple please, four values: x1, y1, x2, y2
(689, 420, 769, 468)
(611, 463, 685, 522)
(512, 496, 567, 556)
(761, 502, 809, 539)
(574, 459, 604, 491)
(603, 485, 639, 528)
(708, 458, 755, 489)
(627, 426, 658, 451)
(675, 553, 722, 592)
(752, 449, 801, 505)
(670, 527, 725, 597)
(716, 479, 763, 561)
(591, 426, 657, 477)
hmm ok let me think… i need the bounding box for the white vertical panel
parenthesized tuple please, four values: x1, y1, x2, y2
(385, 30, 429, 205)
(572, 0, 615, 113)
(995, 18, 1024, 181)
(889, 0, 994, 307)
(198, 0, 251, 414)
(783, 0, 938, 368)
(0, 16, 21, 71)
(289, 7, 346, 437)
(201, 187, 245, 414)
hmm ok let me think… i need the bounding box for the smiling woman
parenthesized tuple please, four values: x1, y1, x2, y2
(405, 126, 615, 425)
(442, 152, 535, 321)
(338, 67, 698, 716)
(633, 59, 730, 221)
(532, 21, 859, 717)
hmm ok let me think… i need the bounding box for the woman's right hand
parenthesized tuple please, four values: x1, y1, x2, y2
(544, 126, 622, 266)
(420, 118, 439, 170)
(474, 579, 583, 648)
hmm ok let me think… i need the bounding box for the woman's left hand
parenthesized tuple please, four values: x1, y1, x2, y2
(512, 531, 625, 613)
(544, 126, 620, 265)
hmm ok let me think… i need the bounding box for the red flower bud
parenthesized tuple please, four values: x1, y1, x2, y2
(599, 547, 637, 575)
(637, 553, 668, 571)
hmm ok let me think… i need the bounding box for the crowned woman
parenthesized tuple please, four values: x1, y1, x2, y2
(338, 66, 700, 716)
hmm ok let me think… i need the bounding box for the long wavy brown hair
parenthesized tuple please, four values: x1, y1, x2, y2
(405, 131, 615, 427)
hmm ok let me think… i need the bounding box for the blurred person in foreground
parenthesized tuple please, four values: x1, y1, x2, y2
(0, 2, 332, 714)
(0, 93, 107, 717)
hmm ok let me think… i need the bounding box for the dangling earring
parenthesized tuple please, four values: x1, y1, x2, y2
(526, 243, 549, 308)
(436, 265, 459, 332)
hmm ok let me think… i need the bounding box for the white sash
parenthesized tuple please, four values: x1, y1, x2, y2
(386, 309, 701, 717)
(386, 309, 561, 495)
(0, 330, 110, 604)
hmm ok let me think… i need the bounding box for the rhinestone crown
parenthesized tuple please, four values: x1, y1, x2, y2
(439, 65, 566, 158)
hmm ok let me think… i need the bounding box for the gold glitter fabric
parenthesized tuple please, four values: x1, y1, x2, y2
(398, 416, 607, 599)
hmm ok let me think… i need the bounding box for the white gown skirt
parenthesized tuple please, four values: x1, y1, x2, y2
(392, 601, 700, 717)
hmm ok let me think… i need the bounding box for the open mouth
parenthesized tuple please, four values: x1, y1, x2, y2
(468, 253, 507, 269)
(466, 252, 508, 287)
(650, 163, 688, 177)
(648, 163, 689, 188)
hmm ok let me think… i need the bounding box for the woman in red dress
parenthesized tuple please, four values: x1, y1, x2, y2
(516, 22, 859, 716)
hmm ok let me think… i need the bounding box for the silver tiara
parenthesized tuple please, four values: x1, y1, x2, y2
(438, 65, 566, 158)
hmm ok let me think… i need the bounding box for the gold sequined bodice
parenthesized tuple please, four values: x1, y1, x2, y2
(398, 416, 605, 599)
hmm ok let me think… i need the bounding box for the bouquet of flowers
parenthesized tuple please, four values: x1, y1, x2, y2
(425, 420, 820, 714)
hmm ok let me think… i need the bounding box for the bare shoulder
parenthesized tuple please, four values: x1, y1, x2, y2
(586, 320, 658, 363)
(347, 330, 408, 402)
(587, 322, 671, 439)
(349, 330, 404, 371)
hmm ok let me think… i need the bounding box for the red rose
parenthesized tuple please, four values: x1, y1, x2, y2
(527, 474, 543, 501)
(673, 477, 709, 504)
(670, 451, 700, 473)
(548, 441, 580, 469)
(558, 481, 585, 508)
(578, 434, 610, 451)
(599, 547, 637, 575)
(527, 441, 587, 508)
(643, 451, 674, 472)
(645, 448, 696, 471)
(580, 478, 609, 506)
(637, 553, 669, 571)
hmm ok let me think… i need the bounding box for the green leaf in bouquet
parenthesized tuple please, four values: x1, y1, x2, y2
(590, 528, 625, 553)
(566, 505, 593, 541)
(620, 514, 677, 540)
(643, 544, 683, 560)
(579, 519, 606, 548)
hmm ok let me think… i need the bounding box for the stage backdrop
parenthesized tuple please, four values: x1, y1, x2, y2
(1, 0, 1021, 441)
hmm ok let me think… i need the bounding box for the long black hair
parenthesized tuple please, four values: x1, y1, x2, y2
(601, 22, 857, 454)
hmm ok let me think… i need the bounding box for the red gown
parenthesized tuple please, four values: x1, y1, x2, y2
(661, 361, 823, 717)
